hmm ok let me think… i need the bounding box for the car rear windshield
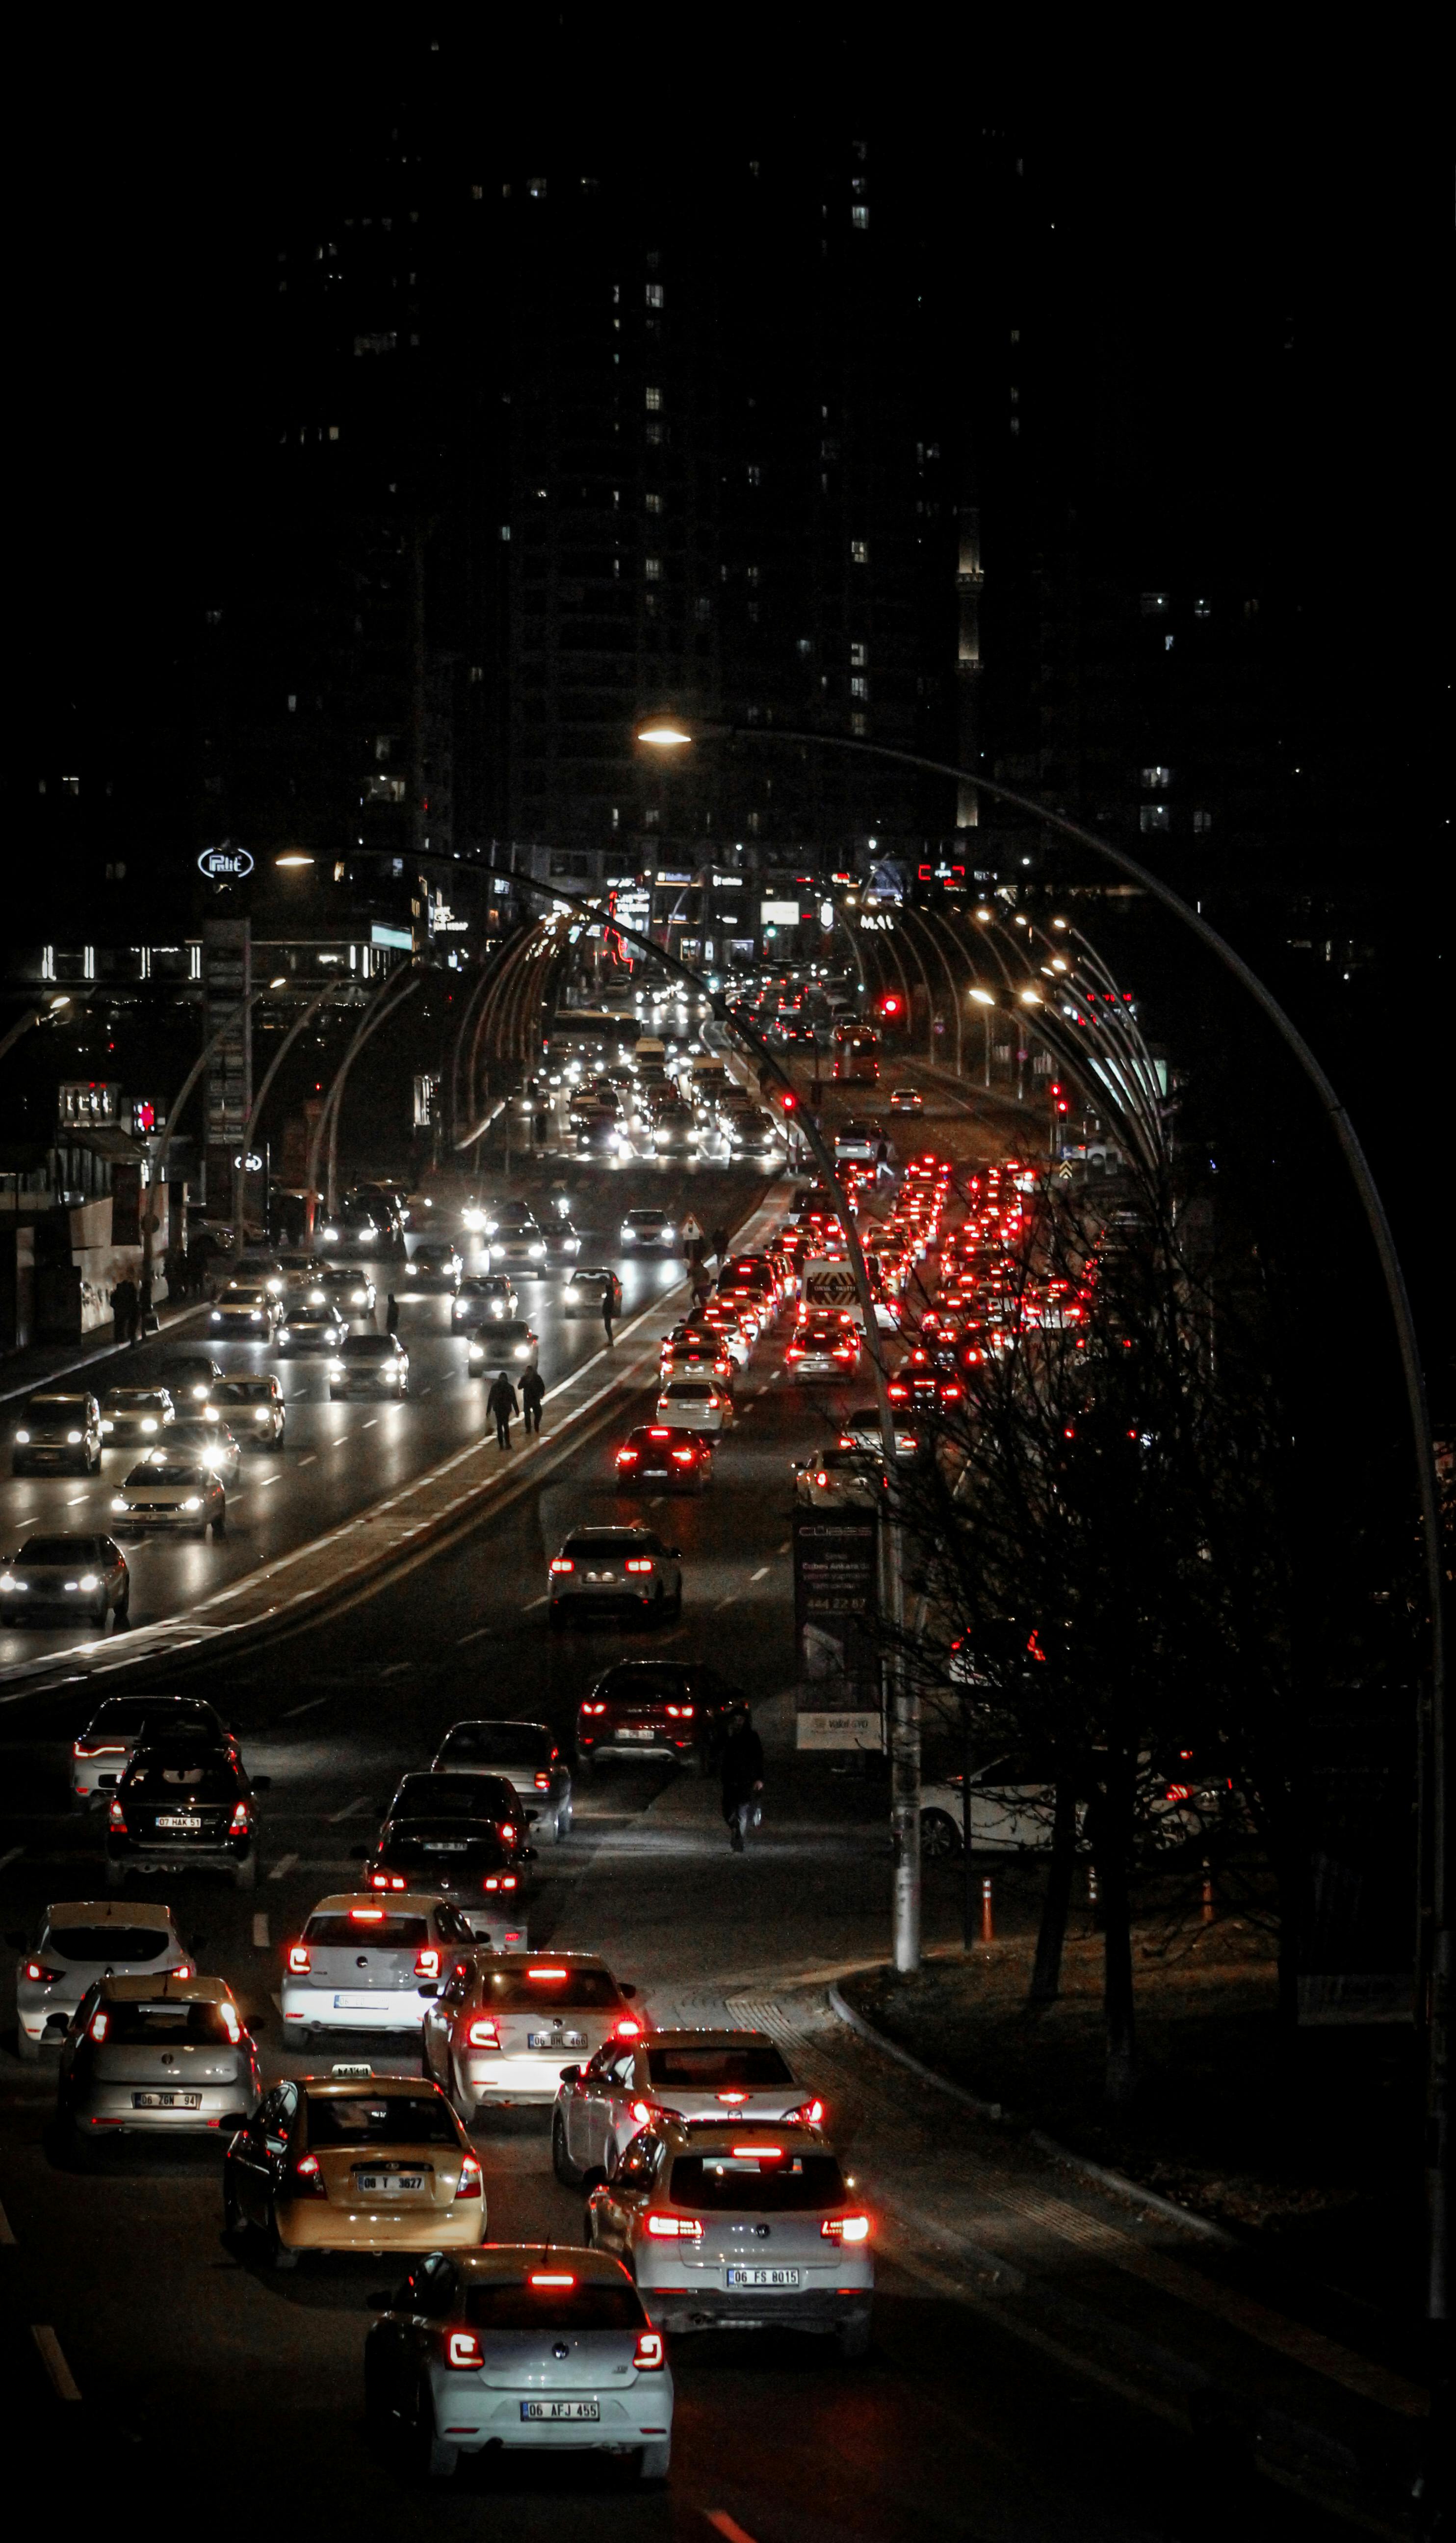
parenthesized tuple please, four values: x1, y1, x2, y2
(96, 2000, 240, 2045)
(563, 1533, 662, 1557)
(304, 1915, 430, 1949)
(305, 2094, 460, 2147)
(648, 2045, 793, 2088)
(17, 1538, 101, 1566)
(665, 1384, 712, 1400)
(439, 1725, 548, 1767)
(343, 1336, 393, 1356)
(480, 1968, 622, 2011)
(124, 1757, 237, 1800)
(90, 1699, 217, 1734)
(670, 2153, 846, 2211)
(47, 1925, 169, 1964)
(463, 2281, 643, 2331)
(392, 1782, 503, 1820)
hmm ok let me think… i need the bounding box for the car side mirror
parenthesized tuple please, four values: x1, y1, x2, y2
(250, 1776, 272, 1794)
(559, 2064, 581, 2084)
(666, 1548, 682, 1561)
(417, 1983, 438, 1999)
(618, 1983, 637, 2000)
(522, 1846, 538, 1864)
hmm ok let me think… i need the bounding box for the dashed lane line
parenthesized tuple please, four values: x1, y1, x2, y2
(0, 1845, 24, 1873)
(251, 1914, 270, 1948)
(327, 1797, 369, 1822)
(750, 1566, 770, 1582)
(267, 1853, 299, 1881)
(297, 1454, 317, 1468)
(280, 1696, 329, 1718)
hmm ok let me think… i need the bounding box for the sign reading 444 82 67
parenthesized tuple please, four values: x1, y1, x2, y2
(198, 843, 255, 882)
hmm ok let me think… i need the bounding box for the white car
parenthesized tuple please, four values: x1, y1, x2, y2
(57, 1973, 261, 2137)
(654, 1379, 730, 1435)
(0, 1531, 130, 1630)
(587, 2118, 872, 2356)
(321, 1268, 378, 1317)
(492, 1223, 549, 1273)
(553, 2028, 824, 2182)
(111, 1459, 227, 1536)
(919, 1765, 1065, 1857)
(328, 1334, 409, 1398)
(619, 1209, 676, 1252)
(421, 1951, 644, 2115)
(548, 1527, 683, 1625)
(70, 1691, 235, 1809)
(11, 1897, 193, 2061)
(364, 2247, 673, 2484)
(281, 1893, 483, 2046)
(207, 1285, 281, 1337)
(431, 1719, 573, 1842)
(166, 1418, 243, 1487)
(208, 1375, 286, 1446)
(99, 1387, 175, 1443)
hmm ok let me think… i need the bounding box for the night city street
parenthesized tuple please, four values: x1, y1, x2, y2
(1, 40, 1443, 2543)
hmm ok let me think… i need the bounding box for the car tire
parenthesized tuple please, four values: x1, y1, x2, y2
(212, 1515, 227, 1538)
(233, 1853, 258, 1891)
(267, 2205, 298, 2270)
(836, 2317, 872, 2361)
(114, 1594, 130, 1629)
(104, 1857, 125, 1893)
(638, 2442, 671, 2483)
(551, 2109, 584, 2186)
(920, 1807, 963, 1860)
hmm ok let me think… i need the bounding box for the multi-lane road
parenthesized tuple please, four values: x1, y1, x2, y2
(0, 1079, 1363, 2539)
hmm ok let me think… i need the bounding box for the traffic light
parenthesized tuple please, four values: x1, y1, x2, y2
(1051, 1082, 1069, 1116)
(780, 1089, 798, 1111)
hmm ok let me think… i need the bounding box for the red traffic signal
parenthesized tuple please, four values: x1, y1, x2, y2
(780, 1090, 798, 1111)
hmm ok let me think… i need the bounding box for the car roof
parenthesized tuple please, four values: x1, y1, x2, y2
(99, 1973, 232, 2003)
(654, 2117, 826, 2155)
(480, 1949, 610, 1971)
(564, 1525, 657, 1542)
(448, 2244, 630, 2285)
(47, 1898, 173, 1930)
(441, 1719, 548, 1740)
(308, 1892, 446, 1917)
(14, 1534, 106, 1558)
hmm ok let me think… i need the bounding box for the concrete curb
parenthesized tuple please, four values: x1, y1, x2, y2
(827, 1980, 1006, 2121)
(1028, 2129, 1238, 2247)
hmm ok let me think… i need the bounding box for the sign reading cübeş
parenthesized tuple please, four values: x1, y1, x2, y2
(198, 844, 255, 882)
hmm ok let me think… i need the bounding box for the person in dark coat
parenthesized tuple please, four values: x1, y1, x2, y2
(520, 1365, 546, 1434)
(719, 1704, 764, 1852)
(486, 1369, 519, 1449)
(385, 1293, 400, 1335)
(712, 1222, 729, 1270)
(133, 1272, 153, 1344)
(601, 1285, 615, 1346)
(111, 1276, 136, 1345)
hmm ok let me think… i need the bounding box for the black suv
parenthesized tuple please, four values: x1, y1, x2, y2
(576, 1661, 746, 1777)
(106, 1740, 269, 1892)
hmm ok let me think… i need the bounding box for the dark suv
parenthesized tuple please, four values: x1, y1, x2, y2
(575, 1660, 746, 1777)
(106, 1740, 269, 1892)
(12, 1392, 102, 1477)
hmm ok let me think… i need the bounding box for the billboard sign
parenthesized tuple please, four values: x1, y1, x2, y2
(793, 1510, 880, 1746)
(760, 901, 801, 927)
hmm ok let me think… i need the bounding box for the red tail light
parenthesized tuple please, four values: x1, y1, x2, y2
(580, 1701, 607, 1715)
(88, 2009, 110, 2043)
(229, 1802, 250, 1833)
(292, 2154, 327, 2197)
(534, 1772, 551, 1790)
(664, 1703, 695, 1719)
(821, 2213, 871, 2242)
(108, 1798, 127, 1830)
(633, 2330, 665, 2370)
(615, 2017, 642, 2039)
(499, 1824, 517, 1846)
(483, 1874, 518, 1891)
(24, 1961, 61, 1985)
(287, 1945, 310, 1975)
(616, 1450, 640, 1464)
(625, 1558, 652, 1574)
(415, 1947, 441, 1978)
(789, 2097, 827, 2128)
(671, 1448, 695, 1463)
(467, 2019, 501, 2050)
(370, 1873, 407, 1889)
(646, 2212, 702, 2239)
(445, 2328, 483, 2369)
(453, 2152, 483, 2200)
(649, 1427, 671, 1438)
(550, 1558, 574, 1574)
(218, 2000, 242, 2045)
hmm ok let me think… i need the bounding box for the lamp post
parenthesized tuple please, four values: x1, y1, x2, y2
(0, 994, 75, 1066)
(638, 711, 1448, 2413)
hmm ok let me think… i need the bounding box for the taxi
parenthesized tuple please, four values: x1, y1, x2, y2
(223, 2072, 485, 2263)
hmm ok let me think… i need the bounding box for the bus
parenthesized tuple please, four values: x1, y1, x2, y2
(832, 1025, 880, 1084)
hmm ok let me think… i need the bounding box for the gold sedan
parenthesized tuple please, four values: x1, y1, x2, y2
(223, 2072, 485, 2265)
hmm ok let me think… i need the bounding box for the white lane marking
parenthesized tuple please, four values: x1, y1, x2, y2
(778, 1540, 791, 1554)
(281, 1695, 329, 1717)
(297, 1454, 317, 1468)
(330, 1435, 350, 1448)
(360, 1419, 378, 1430)
(750, 1566, 769, 1582)
(0, 2198, 14, 2243)
(256, 1473, 281, 1487)
(0, 1844, 24, 1872)
(327, 1797, 369, 1821)
(268, 1853, 300, 1881)
(65, 1495, 88, 1507)
(251, 1913, 270, 1948)
(31, 2325, 80, 2400)
(455, 1625, 492, 1645)
(715, 1594, 739, 1610)
(521, 1594, 548, 1610)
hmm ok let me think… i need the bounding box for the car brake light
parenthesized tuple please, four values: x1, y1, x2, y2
(1166, 1783, 1193, 1803)
(88, 2009, 109, 2043)
(454, 2152, 483, 2200)
(633, 2330, 665, 2371)
(288, 1945, 311, 1975)
(615, 2017, 642, 2040)
(467, 2019, 501, 2050)
(789, 2098, 827, 2128)
(445, 2328, 483, 2369)
(671, 1447, 695, 1463)
(108, 1798, 127, 1830)
(415, 1947, 441, 1978)
(821, 2213, 871, 2242)
(230, 1802, 250, 1832)
(646, 2213, 702, 2238)
(370, 1874, 407, 1890)
(664, 1703, 695, 1719)
(349, 1908, 386, 1920)
(218, 2001, 242, 2045)
(580, 1701, 606, 1715)
(534, 1772, 552, 1790)
(529, 2271, 576, 2287)
(528, 1966, 567, 1980)
(550, 1558, 574, 1574)
(649, 1427, 671, 1438)
(625, 1558, 653, 1574)
(24, 1960, 61, 1984)
(499, 1823, 517, 1846)
(292, 2154, 327, 2197)
(617, 1450, 639, 1464)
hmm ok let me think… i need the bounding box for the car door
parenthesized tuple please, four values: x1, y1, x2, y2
(591, 2136, 660, 2256)
(233, 2086, 285, 2228)
(571, 2043, 622, 2171)
(423, 1957, 472, 2084)
(600, 2048, 645, 2164)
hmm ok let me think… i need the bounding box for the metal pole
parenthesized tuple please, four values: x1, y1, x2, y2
(303, 963, 419, 1238)
(146, 990, 268, 1298)
(233, 980, 351, 1259)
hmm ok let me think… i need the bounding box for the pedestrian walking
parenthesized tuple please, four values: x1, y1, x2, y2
(712, 1222, 729, 1271)
(486, 1369, 519, 1449)
(520, 1365, 546, 1434)
(133, 1273, 153, 1345)
(385, 1292, 400, 1335)
(111, 1275, 136, 1345)
(719, 1703, 765, 1853)
(602, 1286, 615, 1346)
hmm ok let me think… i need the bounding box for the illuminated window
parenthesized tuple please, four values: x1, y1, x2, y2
(1140, 592, 1170, 616)
(1139, 805, 1170, 833)
(851, 711, 868, 736)
(1193, 810, 1214, 833)
(850, 540, 868, 565)
(645, 492, 663, 514)
(646, 283, 664, 307)
(852, 206, 869, 229)
(747, 464, 761, 486)
(850, 676, 868, 699)
(850, 641, 867, 666)
(645, 557, 661, 580)
(1140, 766, 1171, 789)
(645, 386, 662, 412)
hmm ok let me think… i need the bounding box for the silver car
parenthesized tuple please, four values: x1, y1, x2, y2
(421, 1951, 643, 2116)
(553, 2028, 823, 2182)
(99, 1386, 175, 1445)
(0, 1532, 130, 1630)
(430, 1720, 573, 1842)
(11, 1898, 192, 2062)
(111, 1458, 227, 1536)
(547, 1527, 682, 1626)
(281, 1892, 483, 2047)
(12, 1389, 103, 1476)
(57, 1973, 260, 2137)
(207, 1284, 280, 1337)
(166, 1417, 243, 1488)
(467, 1320, 539, 1379)
(208, 1375, 286, 1446)
(328, 1334, 409, 1399)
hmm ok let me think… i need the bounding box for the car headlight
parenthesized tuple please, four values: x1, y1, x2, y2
(0, 1578, 15, 1591)
(309, 1288, 324, 1304)
(183, 1496, 204, 1511)
(141, 1418, 157, 1433)
(251, 1311, 263, 1323)
(350, 1290, 366, 1304)
(111, 1495, 129, 1513)
(254, 1407, 270, 1422)
(527, 1243, 544, 1260)
(326, 1360, 344, 1375)
(78, 1572, 101, 1591)
(67, 1428, 83, 1444)
(101, 1419, 114, 1433)
(210, 1310, 222, 1323)
(564, 1287, 579, 1302)
(491, 1300, 505, 1316)
(321, 1228, 338, 1244)
(14, 1429, 29, 1444)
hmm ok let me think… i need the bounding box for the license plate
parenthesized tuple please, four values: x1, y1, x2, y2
(527, 2030, 585, 2049)
(355, 2172, 423, 2194)
(156, 1816, 203, 1831)
(133, 2091, 202, 2109)
(334, 1993, 386, 2010)
(615, 1727, 654, 1742)
(726, 2266, 801, 2287)
(521, 2399, 600, 2421)
(424, 1840, 468, 1852)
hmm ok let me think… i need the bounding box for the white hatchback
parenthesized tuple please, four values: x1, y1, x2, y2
(281, 1894, 486, 2045)
(654, 1379, 730, 1435)
(553, 2028, 824, 2181)
(13, 1898, 193, 2061)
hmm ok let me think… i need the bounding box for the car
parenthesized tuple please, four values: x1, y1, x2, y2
(105, 1738, 268, 1890)
(696, 1305, 754, 1364)
(165, 1416, 243, 1487)
(653, 1378, 730, 1435)
(659, 1332, 733, 1387)
(281, 1892, 484, 2046)
(71, 1692, 235, 1809)
(619, 1208, 676, 1252)
(421, 1951, 643, 2115)
(320, 1194, 401, 1251)
(208, 1375, 286, 1444)
(10, 1898, 193, 2060)
(407, 1241, 463, 1293)
(784, 1319, 861, 1380)
(889, 1086, 924, 1114)
(576, 1109, 628, 1158)
(363, 2246, 673, 2484)
(158, 1354, 223, 1407)
(278, 1303, 348, 1354)
(553, 2028, 824, 2181)
(466, 1319, 539, 1379)
(840, 1405, 923, 1465)
(574, 1660, 744, 1776)
(233, 1252, 288, 1297)
(543, 1216, 583, 1265)
(917, 1761, 1069, 1858)
(616, 1425, 713, 1494)
(320, 1265, 378, 1317)
(562, 1267, 622, 1320)
(548, 1527, 682, 1626)
(791, 1446, 883, 1509)
(111, 1458, 227, 1536)
(0, 1532, 130, 1630)
(491, 1217, 550, 1273)
(833, 1123, 886, 1165)
(223, 2074, 486, 2264)
(431, 1719, 573, 1842)
(207, 1283, 281, 1338)
(452, 1273, 519, 1330)
(12, 1390, 102, 1476)
(361, 1819, 528, 1929)
(275, 1249, 327, 1293)
(58, 1973, 261, 2139)
(717, 1254, 782, 1318)
(651, 1103, 698, 1155)
(586, 2118, 872, 2353)
(380, 1770, 527, 1854)
(328, 1333, 409, 1398)
(98, 1386, 176, 1445)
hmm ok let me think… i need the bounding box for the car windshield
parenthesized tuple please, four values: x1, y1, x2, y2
(627, 1213, 666, 1228)
(211, 1383, 268, 1404)
(123, 1756, 237, 1800)
(95, 1999, 240, 2045)
(16, 1538, 102, 1566)
(480, 1966, 623, 2011)
(342, 1337, 394, 1356)
(222, 1288, 267, 1305)
(462, 2281, 644, 2330)
(648, 2045, 793, 2088)
(438, 1725, 549, 1768)
(26, 1396, 87, 1416)
(125, 1463, 210, 1485)
(670, 2152, 846, 2210)
(304, 2094, 460, 2148)
(47, 1925, 170, 1963)
(304, 1914, 430, 1949)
